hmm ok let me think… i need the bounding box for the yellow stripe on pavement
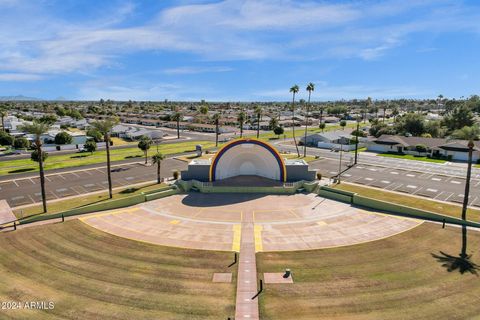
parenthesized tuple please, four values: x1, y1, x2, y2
(254, 225, 263, 252)
(232, 224, 241, 252)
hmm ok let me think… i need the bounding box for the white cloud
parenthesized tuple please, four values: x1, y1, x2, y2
(163, 66, 233, 75)
(0, 73, 43, 81)
(1, 0, 480, 75)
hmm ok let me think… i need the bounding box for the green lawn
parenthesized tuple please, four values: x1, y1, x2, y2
(0, 140, 215, 175)
(334, 183, 480, 222)
(252, 122, 358, 141)
(377, 152, 447, 163)
(0, 220, 236, 319)
(258, 223, 480, 319)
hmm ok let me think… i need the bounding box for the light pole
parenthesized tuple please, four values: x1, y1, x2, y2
(461, 140, 474, 221)
(337, 144, 343, 184)
(354, 117, 360, 165)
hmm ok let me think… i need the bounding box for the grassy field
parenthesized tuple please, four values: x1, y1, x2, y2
(0, 140, 214, 175)
(378, 153, 447, 163)
(258, 223, 480, 319)
(13, 183, 169, 219)
(0, 220, 236, 319)
(253, 122, 358, 141)
(334, 183, 480, 222)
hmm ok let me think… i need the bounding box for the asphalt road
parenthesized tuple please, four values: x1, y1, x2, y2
(310, 158, 480, 208)
(0, 158, 187, 207)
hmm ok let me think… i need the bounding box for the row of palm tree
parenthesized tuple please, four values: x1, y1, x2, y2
(289, 83, 316, 157)
(21, 117, 166, 213)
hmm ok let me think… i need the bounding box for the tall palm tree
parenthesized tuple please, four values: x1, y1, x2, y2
(254, 106, 262, 138)
(382, 101, 389, 123)
(212, 112, 221, 147)
(21, 122, 51, 212)
(0, 107, 7, 132)
(290, 85, 300, 157)
(137, 135, 152, 164)
(304, 82, 315, 157)
(171, 111, 182, 139)
(92, 118, 119, 199)
(152, 152, 165, 184)
(365, 97, 372, 123)
(237, 110, 246, 138)
(451, 125, 480, 221)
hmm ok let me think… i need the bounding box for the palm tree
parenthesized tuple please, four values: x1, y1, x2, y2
(391, 106, 399, 122)
(138, 135, 152, 164)
(254, 106, 262, 138)
(451, 125, 480, 221)
(382, 101, 388, 123)
(152, 152, 165, 184)
(365, 97, 372, 123)
(21, 122, 51, 212)
(91, 118, 119, 199)
(304, 83, 315, 157)
(237, 110, 246, 138)
(212, 112, 221, 147)
(290, 85, 300, 157)
(171, 111, 182, 139)
(0, 107, 7, 132)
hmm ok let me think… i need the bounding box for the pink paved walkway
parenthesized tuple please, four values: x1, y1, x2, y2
(235, 211, 259, 319)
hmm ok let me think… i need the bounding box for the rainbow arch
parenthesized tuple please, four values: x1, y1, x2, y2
(209, 138, 287, 182)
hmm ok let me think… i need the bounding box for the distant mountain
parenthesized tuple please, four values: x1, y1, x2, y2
(0, 95, 42, 101)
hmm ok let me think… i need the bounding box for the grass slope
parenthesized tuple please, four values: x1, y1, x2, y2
(257, 223, 480, 319)
(0, 220, 236, 319)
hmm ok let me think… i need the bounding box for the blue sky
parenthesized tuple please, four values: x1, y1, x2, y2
(0, 0, 479, 101)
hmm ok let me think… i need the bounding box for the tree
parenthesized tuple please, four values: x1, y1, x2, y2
(137, 135, 152, 164)
(395, 113, 425, 136)
(382, 102, 388, 122)
(39, 114, 57, 125)
(290, 85, 300, 156)
(199, 105, 208, 115)
(274, 126, 284, 138)
(13, 137, 30, 149)
(451, 125, 480, 222)
(84, 140, 97, 154)
(443, 104, 474, 132)
(391, 106, 399, 121)
(54, 131, 73, 145)
(152, 152, 166, 184)
(254, 106, 262, 138)
(171, 111, 182, 139)
(0, 107, 7, 132)
(21, 122, 51, 212)
(364, 97, 372, 123)
(212, 113, 221, 147)
(237, 110, 246, 138)
(91, 118, 119, 199)
(0, 131, 14, 145)
(269, 117, 279, 130)
(86, 128, 103, 142)
(303, 82, 315, 157)
(319, 122, 326, 132)
(340, 120, 347, 130)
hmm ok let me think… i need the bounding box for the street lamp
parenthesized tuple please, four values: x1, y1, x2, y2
(354, 117, 361, 165)
(461, 139, 475, 221)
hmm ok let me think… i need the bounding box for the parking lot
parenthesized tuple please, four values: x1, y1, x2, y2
(310, 158, 480, 207)
(0, 159, 187, 207)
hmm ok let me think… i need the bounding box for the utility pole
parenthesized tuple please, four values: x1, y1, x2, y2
(354, 117, 360, 165)
(338, 145, 343, 184)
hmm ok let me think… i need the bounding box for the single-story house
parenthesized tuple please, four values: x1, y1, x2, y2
(367, 135, 480, 162)
(300, 130, 366, 151)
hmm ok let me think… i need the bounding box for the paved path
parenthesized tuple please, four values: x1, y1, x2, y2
(235, 211, 259, 319)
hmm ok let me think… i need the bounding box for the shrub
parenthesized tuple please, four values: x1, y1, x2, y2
(84, 140, 97, 154)
(13, 137, 30, 149)
(173, 170, 179, 180)
(415, 144, 427, 153)
(54, 131, 73, 145)
(316, 172, 322, 180)
(0, 131, 14, 145)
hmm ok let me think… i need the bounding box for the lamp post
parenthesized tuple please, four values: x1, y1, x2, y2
(354, 117, 360, 165)
(338, 144, 343, 184)
(461, 140, 474, 221)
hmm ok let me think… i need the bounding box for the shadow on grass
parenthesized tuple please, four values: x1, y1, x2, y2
(119, 188, 138, 194)
(70, 154, 90, 159)
(125, 155, 142, 159)
(432, 226, 479, 275)
(8, 168, 35, 174)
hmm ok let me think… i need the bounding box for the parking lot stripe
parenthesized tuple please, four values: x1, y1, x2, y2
(451, 180, 461, 184)
(426, 188, 438, 192)
(29, 178, 35, 184)
(13, 180, 19, 187)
